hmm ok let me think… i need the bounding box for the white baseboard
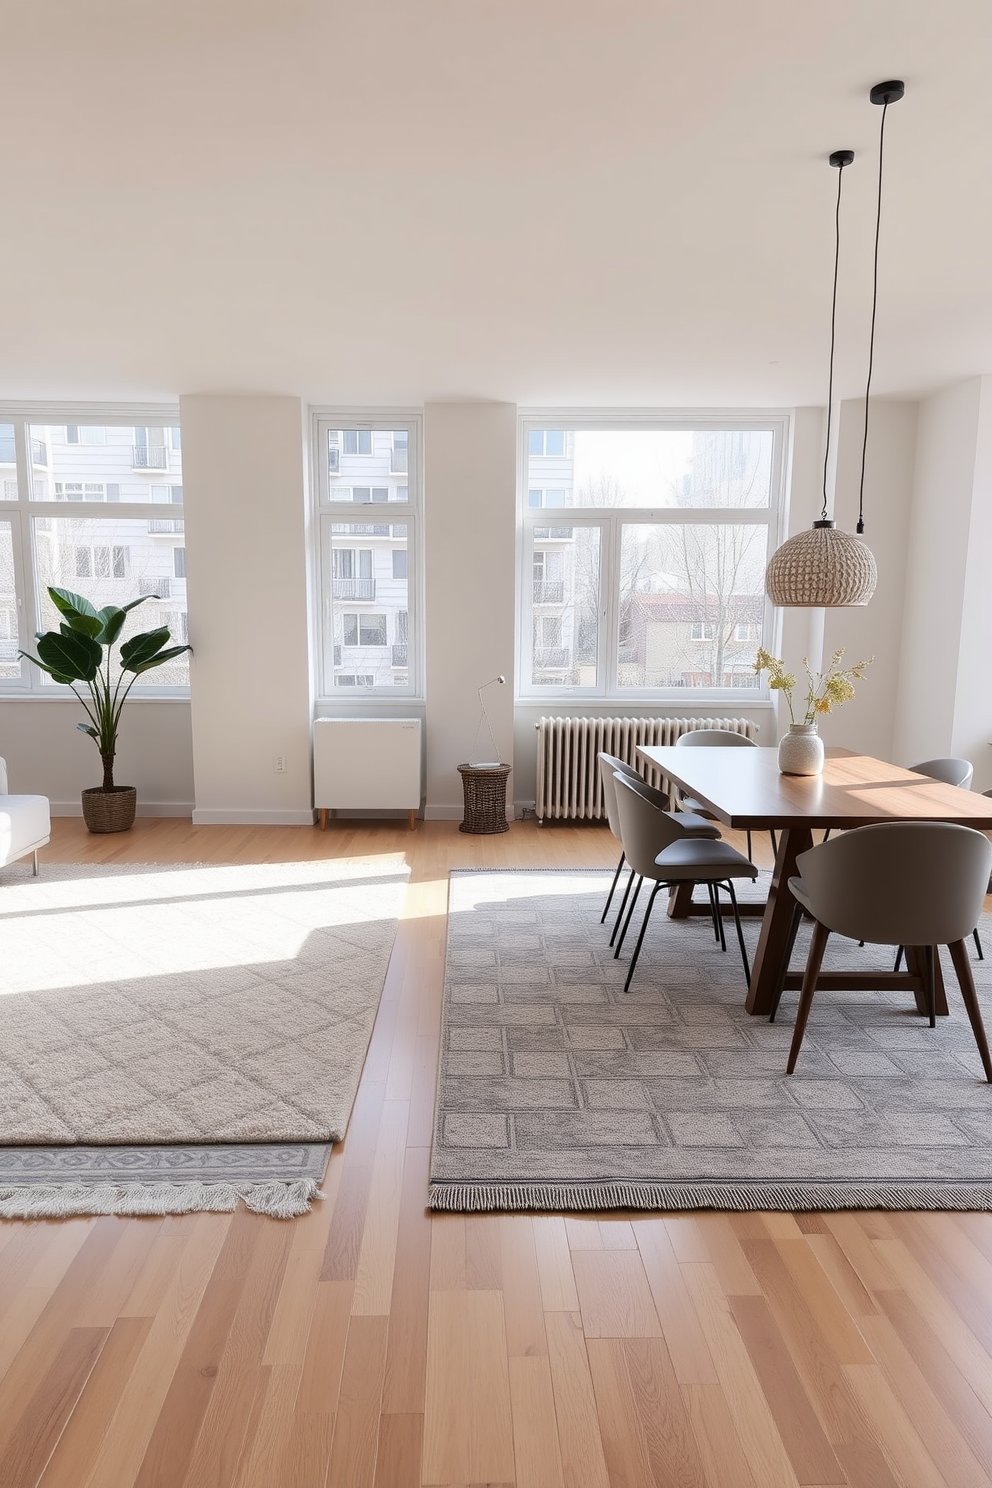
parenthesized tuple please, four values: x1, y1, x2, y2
(191, 808, 316, 826)
(51, 801, 194, 818)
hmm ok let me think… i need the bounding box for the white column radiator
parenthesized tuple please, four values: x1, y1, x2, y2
(534, 716, 758, 822)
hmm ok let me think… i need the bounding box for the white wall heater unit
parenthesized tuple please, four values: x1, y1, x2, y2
(535, 716, 758, 823)
(313, 718, 422, 830)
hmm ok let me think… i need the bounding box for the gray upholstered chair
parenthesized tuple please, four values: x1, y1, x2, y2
(597, 751, 718, 940)
(771, 821, 992, 1080)
(611, 772, 758, 993)
(891, 757, 979, 965)
(909, 757, 974, 790)
(675, 728, 777, 863)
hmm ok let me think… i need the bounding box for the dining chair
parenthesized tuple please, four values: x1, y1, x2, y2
(611, 772, 758, 994)
(890, 757, 980, 967)
(674, 728, 778, 863)
(597, 752, 719, 941)
(769, 821, 992, 1080)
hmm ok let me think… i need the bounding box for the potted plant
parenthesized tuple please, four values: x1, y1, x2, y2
(19, 586, 192, 833)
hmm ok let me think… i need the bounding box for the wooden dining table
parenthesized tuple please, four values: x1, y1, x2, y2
(636, 744, 992, 1017)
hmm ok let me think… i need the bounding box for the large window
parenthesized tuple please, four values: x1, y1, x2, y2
(0, 413, 188, 689)
(313, 414, 420, 695)
(519, 418, 785, 698)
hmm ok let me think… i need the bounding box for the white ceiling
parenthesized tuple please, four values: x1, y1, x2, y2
(4, 0, 992, 409)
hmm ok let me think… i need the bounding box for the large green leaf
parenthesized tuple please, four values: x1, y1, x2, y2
(120, 626, 191, 673)
(48, 588, 104, 639)
(32, 629, 102, 682)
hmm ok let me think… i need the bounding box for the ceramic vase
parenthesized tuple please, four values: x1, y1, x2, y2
(778, 723, 824, 776)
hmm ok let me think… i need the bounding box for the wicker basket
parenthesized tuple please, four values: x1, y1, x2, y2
(457, 764, 511, 834)
(81, 786, 137, 834)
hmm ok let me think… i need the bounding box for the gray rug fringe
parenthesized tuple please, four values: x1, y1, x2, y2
(0, 1179, 324, 1220)
(428, 1180, 992, 1214)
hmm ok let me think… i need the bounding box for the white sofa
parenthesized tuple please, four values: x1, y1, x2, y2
(0, 757, 51, 874)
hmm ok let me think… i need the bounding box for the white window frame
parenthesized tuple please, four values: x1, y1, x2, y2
(0, 403, 188, 697)
(311, 409, 422, 701)
(517, 410, 788, 703)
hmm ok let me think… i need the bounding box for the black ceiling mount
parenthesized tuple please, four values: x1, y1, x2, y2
(870, 80, 905, 106)
(829, 149, 855, 168)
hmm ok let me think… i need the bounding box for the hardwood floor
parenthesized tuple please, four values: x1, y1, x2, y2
(3, 815, 992, 1487)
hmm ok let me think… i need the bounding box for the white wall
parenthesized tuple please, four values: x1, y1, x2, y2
(180, 394, 314, 824)
(0, 699, 193, 815)
(893, 379, 982, 770)
(821, 398, 917, 761)
(424, 402, 517, 819)
(953, 378, 992, 791)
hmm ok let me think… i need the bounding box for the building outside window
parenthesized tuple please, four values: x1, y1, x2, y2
(0, 413, 188, 688)
(519, 418, 785, 698)
(313, 415, 420, 696)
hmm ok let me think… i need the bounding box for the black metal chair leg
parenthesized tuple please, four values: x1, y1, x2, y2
(745, 830, 753, 863)
(614, 876, 643, 957)
(894, 944, 904, 972)
(722, 879, 751, 986)
(705, 881, 720, 942)
(602, 852, 626, 924)
(624, 883, 663, 993)
(609, 868, 635, 946)
(769, 902, 803, 1023)
(974, 927, 984, 961)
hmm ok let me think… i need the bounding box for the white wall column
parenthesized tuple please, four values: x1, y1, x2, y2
(424, 401, 516, 819)
(180, 394, 313, 824)
(892, 378, 984, 774)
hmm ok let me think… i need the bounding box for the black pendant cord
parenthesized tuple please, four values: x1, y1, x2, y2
(857, 100, 890, 535)
(821, 156, 849, 523)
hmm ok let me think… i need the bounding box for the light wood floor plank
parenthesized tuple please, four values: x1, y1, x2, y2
(2, 818, 991, 1488)
(423, 1290, 515, 1485)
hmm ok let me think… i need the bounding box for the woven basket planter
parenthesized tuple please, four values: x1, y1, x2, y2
(81, 786, 137, 834)
(458, 764, 511, 834)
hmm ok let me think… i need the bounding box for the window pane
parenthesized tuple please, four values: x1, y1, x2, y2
(530, 428, 773, 510)
(324, 428, 411, 501)
(0, 425, 16, 499)
(29, 424, 181, 499)
(617, 522, 765, 689)
(0, 521, 19, 678)
(531, 526, 600, 687)
(33, 516, 189, 685)
(327, 520, 409, 689)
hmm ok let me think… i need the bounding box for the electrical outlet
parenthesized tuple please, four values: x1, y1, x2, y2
(273, 753, 287, 773)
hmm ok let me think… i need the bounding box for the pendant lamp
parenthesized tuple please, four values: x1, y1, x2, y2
(766, 81, 904, 608)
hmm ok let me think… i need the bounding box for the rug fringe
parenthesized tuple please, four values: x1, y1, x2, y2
(0, 1179, 324, 1220)
(428, 1180, 992, 1213)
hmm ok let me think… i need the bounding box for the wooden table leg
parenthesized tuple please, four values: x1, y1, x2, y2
(902, 945, 949, 1017)
(745, 825, 813, 1015)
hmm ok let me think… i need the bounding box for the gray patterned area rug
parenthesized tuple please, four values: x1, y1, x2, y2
(0, 858, 408, 1218)
(429, 869, 992, 1212)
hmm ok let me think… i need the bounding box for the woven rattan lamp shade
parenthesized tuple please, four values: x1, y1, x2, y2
(765, 520, 877, 607)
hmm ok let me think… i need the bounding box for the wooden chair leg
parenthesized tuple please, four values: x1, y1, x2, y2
(786, 920, 831, 1074)
(948, 938, 992, 1082)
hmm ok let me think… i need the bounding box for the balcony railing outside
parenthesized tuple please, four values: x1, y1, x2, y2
(328, 447, 340, 473)
(391, 643, 408, 668)
(1, 437, 48, 464)
(330, 524, 389, 536)
(534, 526, 573, 540)
(390, 448, 408, 474)
(133, 445, 169, 470)
(532, 580, 565, 604)
(332, 577, 376, 601)
(148, 519, 185, 534)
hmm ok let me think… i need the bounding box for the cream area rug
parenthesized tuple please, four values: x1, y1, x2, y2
(430, 870, 992, 1212)
(0, 857, 408, 1217)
